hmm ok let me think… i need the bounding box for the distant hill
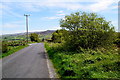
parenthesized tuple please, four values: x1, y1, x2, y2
(33, 30, 55, 35)
(2, 30, 56, 41)
(2, 30, 56, 36)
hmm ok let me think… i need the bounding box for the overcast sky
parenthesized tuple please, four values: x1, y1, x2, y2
(0, 0, 119, 34)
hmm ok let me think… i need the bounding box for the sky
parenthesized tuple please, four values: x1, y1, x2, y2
(0, 0, 119, 34)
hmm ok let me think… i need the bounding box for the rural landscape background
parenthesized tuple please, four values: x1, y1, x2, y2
(0, 0, 120, 79)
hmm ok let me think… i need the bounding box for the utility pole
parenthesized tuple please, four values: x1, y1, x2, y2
(24, 14, 30, 43)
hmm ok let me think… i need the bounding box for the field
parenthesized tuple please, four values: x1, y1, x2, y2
(45, 42, 120, 78)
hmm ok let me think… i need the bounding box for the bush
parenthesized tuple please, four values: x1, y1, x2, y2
(2, 41, 8, 53)
(60, 11, 116, 51)
(51, 29, 68, 43)
(30, 33, 39, 42)
(7, 41, 26, 46)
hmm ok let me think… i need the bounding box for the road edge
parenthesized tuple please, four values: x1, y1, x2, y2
(44, 45, 59, 78)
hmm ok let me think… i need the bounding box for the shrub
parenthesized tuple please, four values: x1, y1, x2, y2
(30, 33, 39, 42)
(2, 41, 8, 53)
(60, 11, 116, 51)
(51, 29, 68, 43)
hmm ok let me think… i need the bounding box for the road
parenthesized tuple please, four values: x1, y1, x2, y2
(2, 43, 49, 78)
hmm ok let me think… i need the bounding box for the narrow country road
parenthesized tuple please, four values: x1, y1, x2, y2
(2, 43, 49, 78)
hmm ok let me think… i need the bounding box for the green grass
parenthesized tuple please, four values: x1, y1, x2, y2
(45, 42, 120, 79)
(0, 45, 28, 58)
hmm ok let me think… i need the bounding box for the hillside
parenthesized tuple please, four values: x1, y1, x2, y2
(2, 30, 56, 41)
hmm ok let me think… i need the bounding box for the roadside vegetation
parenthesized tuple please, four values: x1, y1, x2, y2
(30, 33, 40, 42)
(1, 41, 28, 58)
(1, 32, 51, 58)
(45, 11, 120, 78)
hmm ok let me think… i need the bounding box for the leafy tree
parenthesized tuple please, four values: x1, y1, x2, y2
(51, 29, 68, 43)
(60, 11, 116, 50)
(30, 33, 39, 42)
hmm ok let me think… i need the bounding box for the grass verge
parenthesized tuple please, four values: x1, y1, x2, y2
(0, 45, 28, 58)
(45, 42, 120, 79)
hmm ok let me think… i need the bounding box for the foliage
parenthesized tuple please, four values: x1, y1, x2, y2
(1, 40, 28, 58)
(7, 41, 27, 46)
(45, 43, 120, 78)
(45, 11, 119, 78)
(30, 33, 39, 42)
(51, 29, 68, 43)
(1, 45, 28, 58)
(114, 32, 120, 47)
(60, 12, 116, 50)
(2, 41, 8, 53)
(45, 39, 52, 42)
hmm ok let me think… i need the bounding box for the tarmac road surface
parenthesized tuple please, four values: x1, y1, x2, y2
(2, 43, 49, 78)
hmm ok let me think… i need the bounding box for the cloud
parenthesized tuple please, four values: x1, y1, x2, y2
(57, 10, 64, 13)
(56, 10, 66, 16)
(1, 0, 119, 14)
(44, 16, 61, 20)
(57, 13, 65, 16)
(33, 0, 118, 12)
(89, 0, 117, 12)
(44, 0, 118, 12)
(38, 2, 84, 11)
(44, 10, 66, 20)
(1, 0, 109, 2)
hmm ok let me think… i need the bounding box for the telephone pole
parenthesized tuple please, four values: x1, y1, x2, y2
(24, 14, 30, 43)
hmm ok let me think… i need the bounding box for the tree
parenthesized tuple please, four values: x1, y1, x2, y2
(51, 29, 68, 43)
(60, 11, 116, 50)
(30, 33, 39, 42)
